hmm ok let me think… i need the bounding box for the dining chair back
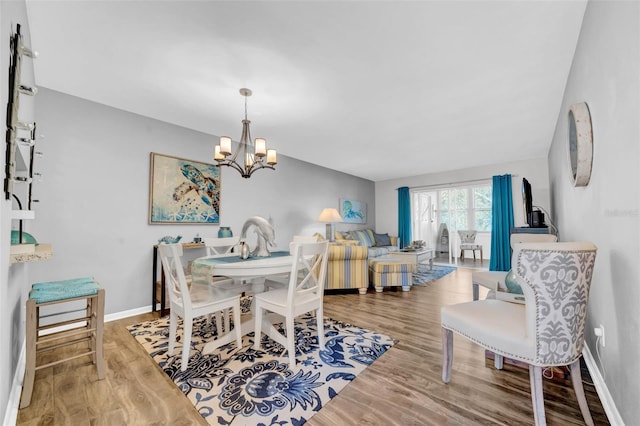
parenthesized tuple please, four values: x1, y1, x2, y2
(204, 236, 240, 255)
(254, 240, 329, 367)
(266, 235, 322, 291)
(158, 243, 242, 372)
(203, 236, 242, 333)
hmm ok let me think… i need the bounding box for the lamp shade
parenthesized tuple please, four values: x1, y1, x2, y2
(317, 208, 343, 223)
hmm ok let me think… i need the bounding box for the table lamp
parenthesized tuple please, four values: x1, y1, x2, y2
(317, 208, 343, 241)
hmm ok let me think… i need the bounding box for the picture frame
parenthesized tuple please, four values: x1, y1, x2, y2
(339, 198, 366, 224)
(149, 152, 221, 224)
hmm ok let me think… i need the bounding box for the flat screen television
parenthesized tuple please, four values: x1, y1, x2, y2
(522, 177, 546, 227)
(522, 178, 533, 226)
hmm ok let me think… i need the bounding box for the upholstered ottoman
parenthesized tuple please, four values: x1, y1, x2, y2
(368, 258, 414, 292)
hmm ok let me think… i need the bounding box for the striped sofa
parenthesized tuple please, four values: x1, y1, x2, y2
(326, 244, 369, 294)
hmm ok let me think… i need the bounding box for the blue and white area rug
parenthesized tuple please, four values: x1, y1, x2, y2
(128, 313, 394, 425)
(412, 264, 456, 286)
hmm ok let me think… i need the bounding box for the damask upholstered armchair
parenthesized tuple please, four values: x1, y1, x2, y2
(441, 242, 597, 426)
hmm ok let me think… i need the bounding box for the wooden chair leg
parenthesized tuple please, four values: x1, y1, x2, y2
(570, 359, 594, 426)
(480, 248, 483, 263)
(87, 296, 96, 364)
(442, 328, 453, 383)
(286, 315, 296, 367)
(529, 365, 547, 426)
(95, 289, 105, 380)
(214, 311, 223, 336)
(232, 303, 243, 350)
(20, 299, 37, 408)
(253, 305, 263, 350)
(181, 316, 193, 372)
(495, 354, 504, 369)
(316, 305, 325, 350)
(168, 311, 178, 355)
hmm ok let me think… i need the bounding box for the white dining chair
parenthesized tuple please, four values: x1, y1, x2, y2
(253, 240, 329, 367)
(158, 243, 243, 372)
(442, 242, 597, 426)
(265, 235, 322, 291)
(203, 236, 240, 256)
(203, 236, 242, 333)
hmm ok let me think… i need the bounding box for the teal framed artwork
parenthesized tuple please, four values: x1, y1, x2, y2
(149, 152, 221, 224)
(340, 198, 366, 224)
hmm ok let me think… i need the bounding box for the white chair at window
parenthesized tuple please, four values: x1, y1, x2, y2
(457, 230, 483, 262)
(442, 242, 597, 426)
(253, 240, 329, 367)
(158, 243, 242, 372)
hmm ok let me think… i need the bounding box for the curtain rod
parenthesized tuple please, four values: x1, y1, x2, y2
(397, 174, 519, 191)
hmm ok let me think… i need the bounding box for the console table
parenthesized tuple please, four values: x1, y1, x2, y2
(152, 242, 204, 316)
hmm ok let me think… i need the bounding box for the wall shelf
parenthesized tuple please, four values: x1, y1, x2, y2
(10, 243, 52, 264)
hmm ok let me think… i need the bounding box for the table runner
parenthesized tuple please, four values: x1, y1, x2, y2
(196, 250, 290, 264)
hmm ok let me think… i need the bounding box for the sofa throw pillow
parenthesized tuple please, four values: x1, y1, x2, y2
(335, 231, 353, 241)
(373, 232, 391, 247)
(348, 229, 375, 247)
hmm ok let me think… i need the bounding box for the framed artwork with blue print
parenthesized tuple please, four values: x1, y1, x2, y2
(340, 198, 366, 224)
(149, 152, 221, 224)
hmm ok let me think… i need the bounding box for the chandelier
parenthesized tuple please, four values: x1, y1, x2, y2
(213, 88, 277, 178)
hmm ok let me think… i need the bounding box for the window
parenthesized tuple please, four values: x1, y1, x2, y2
(437, 184, 492, 232)
(473, 186, 492, 231)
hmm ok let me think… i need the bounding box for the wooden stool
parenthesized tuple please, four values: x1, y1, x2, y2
(20, 277, 105, 408)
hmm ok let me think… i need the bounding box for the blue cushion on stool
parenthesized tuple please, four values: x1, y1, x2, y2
(30, 277, 99, 303)
(31, 276, 96, 290)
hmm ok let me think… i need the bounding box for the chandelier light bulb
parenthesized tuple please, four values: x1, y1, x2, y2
(219, 136, 232, 156)
(254, 138, 266, 157)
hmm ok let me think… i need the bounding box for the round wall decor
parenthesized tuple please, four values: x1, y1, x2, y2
(567, 102, 593, 187)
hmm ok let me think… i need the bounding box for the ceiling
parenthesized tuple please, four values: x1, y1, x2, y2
(25, 1, 586, 182)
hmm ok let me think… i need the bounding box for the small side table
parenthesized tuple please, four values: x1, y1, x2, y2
(388, 248, 435, 270)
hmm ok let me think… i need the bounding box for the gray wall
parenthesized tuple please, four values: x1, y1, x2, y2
(1, 1, 35, 422)
(548, 1, 639, 423)
(26, 88, 374, 315)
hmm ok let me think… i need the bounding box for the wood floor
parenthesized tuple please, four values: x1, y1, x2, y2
(16, 267, 609, 425)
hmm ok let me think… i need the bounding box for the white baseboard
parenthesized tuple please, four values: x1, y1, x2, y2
(583, 343, 624, 425)
(2, 342, 25, 426)
(104, 305, 153, 323)
(3, 305, 154, 426)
